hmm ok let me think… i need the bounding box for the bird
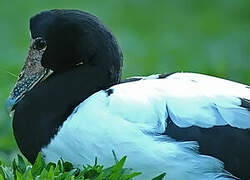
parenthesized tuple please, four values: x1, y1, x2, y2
(5, 9, 250, 180)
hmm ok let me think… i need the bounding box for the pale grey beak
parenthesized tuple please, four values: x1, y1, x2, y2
(6, 37, 53, 116)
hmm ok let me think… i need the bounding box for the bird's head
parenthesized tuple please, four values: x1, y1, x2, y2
(6, 9, 123, 115)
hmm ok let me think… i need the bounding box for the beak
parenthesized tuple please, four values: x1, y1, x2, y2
(6, 38, 53, 116)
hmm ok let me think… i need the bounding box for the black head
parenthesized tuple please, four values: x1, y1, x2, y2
(31, 9, 123, 73)
(6, 9, 123, 113)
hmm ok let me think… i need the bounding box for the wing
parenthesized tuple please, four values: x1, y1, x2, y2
(161, 73, 250, 129)
(92, 72, 250, 132)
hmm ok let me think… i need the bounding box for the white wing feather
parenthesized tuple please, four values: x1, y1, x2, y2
(163, 73, 250, 129)
(107, 72, 250, 130)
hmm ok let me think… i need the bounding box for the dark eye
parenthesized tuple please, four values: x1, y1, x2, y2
(33, 38, 47, 50)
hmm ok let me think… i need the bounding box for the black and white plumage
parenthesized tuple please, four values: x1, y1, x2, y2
(5, 9, 250, 180)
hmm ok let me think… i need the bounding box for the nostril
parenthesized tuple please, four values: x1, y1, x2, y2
(18, 73, 24, 79)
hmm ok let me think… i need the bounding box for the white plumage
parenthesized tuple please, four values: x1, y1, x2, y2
(42, 72, 249, 180)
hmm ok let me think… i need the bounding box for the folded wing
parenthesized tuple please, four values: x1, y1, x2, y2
(105, 72, 250, 131)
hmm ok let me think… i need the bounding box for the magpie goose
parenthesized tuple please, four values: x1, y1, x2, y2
(5, 9, 250, 180)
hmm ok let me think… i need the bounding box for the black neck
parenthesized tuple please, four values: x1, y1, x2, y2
(13, 63, 116, 163)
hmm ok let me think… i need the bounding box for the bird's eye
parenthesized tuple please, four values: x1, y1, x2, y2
(33, 38, 47, 50)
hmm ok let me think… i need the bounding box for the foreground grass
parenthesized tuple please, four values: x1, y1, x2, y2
(0, 153, 166, 180)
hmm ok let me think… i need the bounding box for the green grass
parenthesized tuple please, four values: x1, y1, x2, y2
(0, 153, 165, 180)
(0, 0, 250, 179)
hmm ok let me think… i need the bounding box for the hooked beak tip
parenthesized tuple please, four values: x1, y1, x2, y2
(5, 97, 16, 117)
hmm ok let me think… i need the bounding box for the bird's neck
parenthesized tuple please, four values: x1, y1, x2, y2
(13, 63, 116, 163)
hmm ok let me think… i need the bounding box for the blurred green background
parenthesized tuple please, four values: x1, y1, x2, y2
(0, 0, 249, 163)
